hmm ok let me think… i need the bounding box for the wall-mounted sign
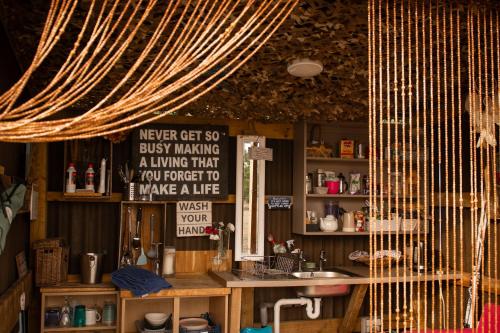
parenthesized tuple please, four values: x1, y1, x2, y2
(132, 124, 229, 200)
(176, 201, 212, 237)
(266, 196, 293, 210)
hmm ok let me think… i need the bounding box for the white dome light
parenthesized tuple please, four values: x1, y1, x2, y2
(287, 58, 323, 78)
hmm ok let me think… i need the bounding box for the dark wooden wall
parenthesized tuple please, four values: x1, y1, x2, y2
(46, 135, 376, 322)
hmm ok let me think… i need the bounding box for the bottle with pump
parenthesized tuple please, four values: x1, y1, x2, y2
(85, 163, 95, 192)
(66, 163, 77, 193)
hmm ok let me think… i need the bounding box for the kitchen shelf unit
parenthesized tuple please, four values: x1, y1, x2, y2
(40, 283, 119, 333)
(119, 274, 230, 333)
(293, 121, 371, 235)
(292, 121, 427, 236)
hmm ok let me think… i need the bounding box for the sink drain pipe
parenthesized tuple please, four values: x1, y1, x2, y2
(273, 297, 322, 333)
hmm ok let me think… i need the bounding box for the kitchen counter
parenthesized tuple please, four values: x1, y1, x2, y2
(119, 273, 231, 298)
(210, 266, 463, 288)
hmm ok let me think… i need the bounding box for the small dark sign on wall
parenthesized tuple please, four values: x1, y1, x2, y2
(132, 124, 229, 200)
(266, 196, 293, 209)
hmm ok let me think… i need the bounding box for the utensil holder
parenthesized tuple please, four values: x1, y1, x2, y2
(124, 183, 137, 201)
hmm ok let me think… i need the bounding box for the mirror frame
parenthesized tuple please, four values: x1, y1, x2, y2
(234, 135, 266, 261)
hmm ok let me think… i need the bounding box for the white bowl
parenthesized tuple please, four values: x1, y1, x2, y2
(144, 313, 168, 326)
(179, 318, 208, 330)
(313, 186, 328, 195)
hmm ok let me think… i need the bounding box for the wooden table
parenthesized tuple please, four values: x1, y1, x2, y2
(211, 267, 463, 333)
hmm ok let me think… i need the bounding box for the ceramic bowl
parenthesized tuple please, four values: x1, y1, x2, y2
(179, 318, 208, 330)
(313, 186, 328, 195)
(145, 313, 168, 327)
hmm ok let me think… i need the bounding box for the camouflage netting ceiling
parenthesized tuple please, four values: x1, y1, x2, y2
(0, 0, 368, 123)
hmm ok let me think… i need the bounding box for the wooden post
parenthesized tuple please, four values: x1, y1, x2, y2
(240, 287, 254, 328)
(339, 284, 368, 333)
(30, 143, 48, 245)
(229, 287, 242, 333)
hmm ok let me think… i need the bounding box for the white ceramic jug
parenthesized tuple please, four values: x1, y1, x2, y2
(320, 215, 338, 232)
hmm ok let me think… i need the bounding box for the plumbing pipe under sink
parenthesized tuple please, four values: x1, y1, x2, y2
(273, 297, 321, 333)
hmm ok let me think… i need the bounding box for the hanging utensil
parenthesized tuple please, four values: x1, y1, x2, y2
(135, 208, 147, 265)
(146, 214, 156, 259)
(132, 207, 142, 249)
(120, 207, 132, 266)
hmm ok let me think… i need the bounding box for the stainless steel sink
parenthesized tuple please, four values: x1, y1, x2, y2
(292, 271, 351, 297)
(291, 271, 348, 279)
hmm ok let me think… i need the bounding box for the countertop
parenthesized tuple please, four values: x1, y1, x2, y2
(209, 266, 463, 288)
(119, 273, 231, 298)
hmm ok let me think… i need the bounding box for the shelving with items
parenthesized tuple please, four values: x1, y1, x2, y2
(62, 139, 114, 200)
(293, 121, 428, 235)
(119, 275, 230, 333)
(40, 284, 119, 332)
(293, 121, 371, 235)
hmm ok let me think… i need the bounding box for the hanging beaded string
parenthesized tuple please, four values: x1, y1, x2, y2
(495, 7, 499, 313)
(456, 0, 464, 324)
(405, 0, 413, 328)
(413, 0, 423, 330)
(368, 0, 374, 329)
(0, 0, 298, 142)
(442, 1, 450, 327)
(448, 0, 457, 326)
(422, 0, 429, 327)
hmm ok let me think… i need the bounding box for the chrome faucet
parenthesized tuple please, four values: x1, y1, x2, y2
(298, 250, 306, 272)
(319, 250, 327, 271)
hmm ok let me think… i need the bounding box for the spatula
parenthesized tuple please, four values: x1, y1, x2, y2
(135, 208, 148, 265)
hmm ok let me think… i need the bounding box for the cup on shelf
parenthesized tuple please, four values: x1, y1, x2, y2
(102, 302, 116, 326)
(44, 308, 61, 327)
(85, 307, 101, 326)
(325, 180, 340, 194)
(73, 305, 86, 327)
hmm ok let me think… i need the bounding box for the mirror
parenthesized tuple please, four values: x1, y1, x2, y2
(235, 135, 266, 261)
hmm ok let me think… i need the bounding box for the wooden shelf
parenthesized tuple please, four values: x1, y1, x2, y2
(307, 194, 369, 199)
(307, 157, 369, 163)
(298, 230, 428, 236)
(47, 192, 122, 203)
(44, 325, 116, 332)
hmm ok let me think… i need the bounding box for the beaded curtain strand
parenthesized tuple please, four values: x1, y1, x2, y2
(368, 1, 499, 331)
(0, 0, 297, 142)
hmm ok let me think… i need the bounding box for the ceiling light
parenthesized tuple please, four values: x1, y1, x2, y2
(287, 58, 323, 78)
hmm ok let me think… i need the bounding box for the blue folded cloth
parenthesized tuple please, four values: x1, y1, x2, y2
(111, 266, 171, 297)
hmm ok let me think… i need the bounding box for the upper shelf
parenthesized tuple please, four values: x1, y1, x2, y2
(307, 157, 369, 163)
(307, 194, 369, 199)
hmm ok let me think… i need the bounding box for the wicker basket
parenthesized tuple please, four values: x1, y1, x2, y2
(355, 255, 404, 268)
(34, 238, 69, 286)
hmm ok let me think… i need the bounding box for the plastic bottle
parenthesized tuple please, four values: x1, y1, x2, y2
(85, 163, 95, 191)
(98, 158, 106, 194)
(66, 163, 77, 193)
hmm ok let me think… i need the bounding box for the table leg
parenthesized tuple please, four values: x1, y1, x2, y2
(339, 284, 369, 333)
(230, 287, 242, 333)
(241, 288, 254, 328)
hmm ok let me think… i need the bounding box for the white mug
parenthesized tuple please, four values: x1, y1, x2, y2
(85, 308, 101, 326)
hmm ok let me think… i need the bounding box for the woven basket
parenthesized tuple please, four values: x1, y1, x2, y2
(34, 239, 69, 286)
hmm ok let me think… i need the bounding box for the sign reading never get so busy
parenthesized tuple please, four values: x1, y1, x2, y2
(132, 124, 229, 200)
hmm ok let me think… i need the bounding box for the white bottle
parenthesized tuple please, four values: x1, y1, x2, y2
(66, 163, 77, 193)
(98, 158, 106, 194)
(85, 163, 95, 191)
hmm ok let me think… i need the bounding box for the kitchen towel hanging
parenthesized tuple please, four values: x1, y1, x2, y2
(0, 182, 26, 254)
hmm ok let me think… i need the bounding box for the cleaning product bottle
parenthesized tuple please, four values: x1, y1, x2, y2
(85, 163, 95, 191)
(66, 163, 77, 193)
(98, 158, 106, 194)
